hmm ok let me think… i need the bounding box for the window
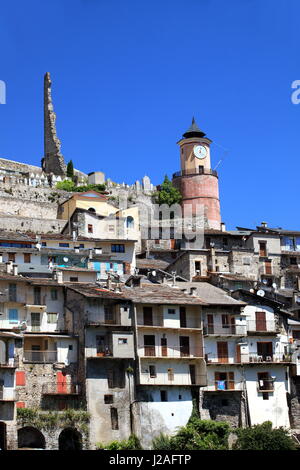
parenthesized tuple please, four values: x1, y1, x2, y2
(108, 225, 115, 232)
(223, 237, 228, 246)
(194, 261, 201, 275)
(104, 307, 115, 324)
(118, 338, 127, 344)
(160, 390, 168, 402)
(88, 224, 93, 233)
(79, 244, 85, 248)
(51, 288, 58, 300)
(110, 407, 119, 430)
(8, 253, 15, 262)
(68, 345, 73, 351)
(290, 257, 297, 265)
(70, 277, 78, 282)
(47, 313, 58, 324)
(42, 242, 47, 247)
(143, 307, 153, 325)
(59, 243, 70, 248)
(9, 283, 17, 302)
(8, 308, 18, 324)
(167, 368, 174, 381)
(104, 395, 114, 404)
(222, 314, 230, 328)
(168, 308, 176, 315)
(126, 216, 134, 229)
(24, 253, 31, 263)
(265, 260, 272, 275)
(34, 287, 41, 305)
(149, 365, 156, 378)
(111, 244, 125, 253)
(259, 241, 267, 257)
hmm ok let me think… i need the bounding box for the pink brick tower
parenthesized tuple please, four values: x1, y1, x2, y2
(172, 118, 221, 230)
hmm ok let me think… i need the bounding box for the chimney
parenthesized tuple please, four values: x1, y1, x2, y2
(6, 262, 13, 274)
(261, 222, 268, 228)
(106, 272, 112, 290)
(190, 287, 197, 296)
(12, 264, 18, 276)
(56, 270, 63, 284)
(221, 222, 226, 232)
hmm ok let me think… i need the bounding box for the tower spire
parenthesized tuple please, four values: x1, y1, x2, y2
(42, 72, 67, 176)
(182, 117, 206, 139)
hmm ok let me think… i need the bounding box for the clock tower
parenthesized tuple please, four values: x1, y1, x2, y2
(172, 117, 221, 230)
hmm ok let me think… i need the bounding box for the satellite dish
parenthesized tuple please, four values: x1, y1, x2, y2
(249, 289, 255, 293)
(262, 279, 268, 285)
(35, 243, 41, 251)
(63, 257, 69, 262)
(257, 289, 265, 297)
(272, 283, 277, 289)
(152, 270, 156, 276)
(20, 321, 27, 330)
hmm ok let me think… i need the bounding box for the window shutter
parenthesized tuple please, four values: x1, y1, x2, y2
(228, 372, 235, 390)
(16, 371, 26, 386)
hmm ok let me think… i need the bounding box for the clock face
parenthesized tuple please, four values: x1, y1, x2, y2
(194, 145, 207, 159)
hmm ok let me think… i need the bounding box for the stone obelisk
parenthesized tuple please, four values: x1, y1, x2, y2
(42, 72, 67, 176)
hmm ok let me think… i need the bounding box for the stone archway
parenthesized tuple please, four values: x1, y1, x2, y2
(18, 426, 46, 449)
(0, 422, 7, 450)
(58, 427, 82, 450)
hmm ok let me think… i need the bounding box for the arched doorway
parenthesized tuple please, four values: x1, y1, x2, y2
(18, 426, 46, 449)
(0, 422, 7, 450)
(59, 427, 82, 450)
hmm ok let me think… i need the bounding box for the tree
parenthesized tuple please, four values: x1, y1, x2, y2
(96, 434, 142, 450)
(67, 160, 74, 178)
(233, 421, 296, 450)
(154, 175, 182, 206)
(151, 419, 230, 450)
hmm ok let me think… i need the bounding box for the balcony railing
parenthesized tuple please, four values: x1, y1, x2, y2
(23, 350, 57, 363)
(139, 373, 207, 386)
(0, 388, 17, 401)
(139, 345, 204, 358)
(257, 378, 274, 392)
(205, 380, 244, 392)
(203, 324, 247, 336)
(42, 382, 81, 395)
(172, 168, 218, 178)
(247, 320, 278, 333)
(205, 353, 294, 364)
(0, 356, 19, 368)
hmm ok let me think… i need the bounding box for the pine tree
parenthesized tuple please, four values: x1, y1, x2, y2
(66, 160, 74, 178)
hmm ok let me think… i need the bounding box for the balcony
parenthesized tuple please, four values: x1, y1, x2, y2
(248, 353, 294, 364)
(23, 350, 57, 363)
(205, 353, 294, 364)
(203, 324, 247, 336)
(139, 373, 207, 386)
(172, 168, 218, 179)
(87, 345, 113, 358)
(42, 382, 81, 395)
(247, 320, 278, 335)
(0, 388, 17, 401)
(205, 380, 243, 392)
(0, 356, 19, 368)
(139, 345, 204, 359)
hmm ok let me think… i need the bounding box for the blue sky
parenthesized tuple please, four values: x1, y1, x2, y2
(0, 0, 299, 230)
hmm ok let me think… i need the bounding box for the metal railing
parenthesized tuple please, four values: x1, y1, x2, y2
(0, 388, 17, 401)
(42, 382, 81, 395)
(205, 353, 294, 364)
(205, 380, 243, 391)
(23, 350, 57, 363)
(139, 373, 207, 386)
(247, 320, 278, 333)
(203, 324, 247, 335)
(139, 345, 204, 358)
(0, 356, 19, 368)
(172, 168, 218, 178)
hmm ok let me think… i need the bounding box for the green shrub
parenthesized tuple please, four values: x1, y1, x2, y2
(96, 434, 142, 450)
(233, 421, 296, 450)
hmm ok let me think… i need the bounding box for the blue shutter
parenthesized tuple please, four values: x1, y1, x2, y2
(8, 342, 14, 358)
(8, 309, 18, 324)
